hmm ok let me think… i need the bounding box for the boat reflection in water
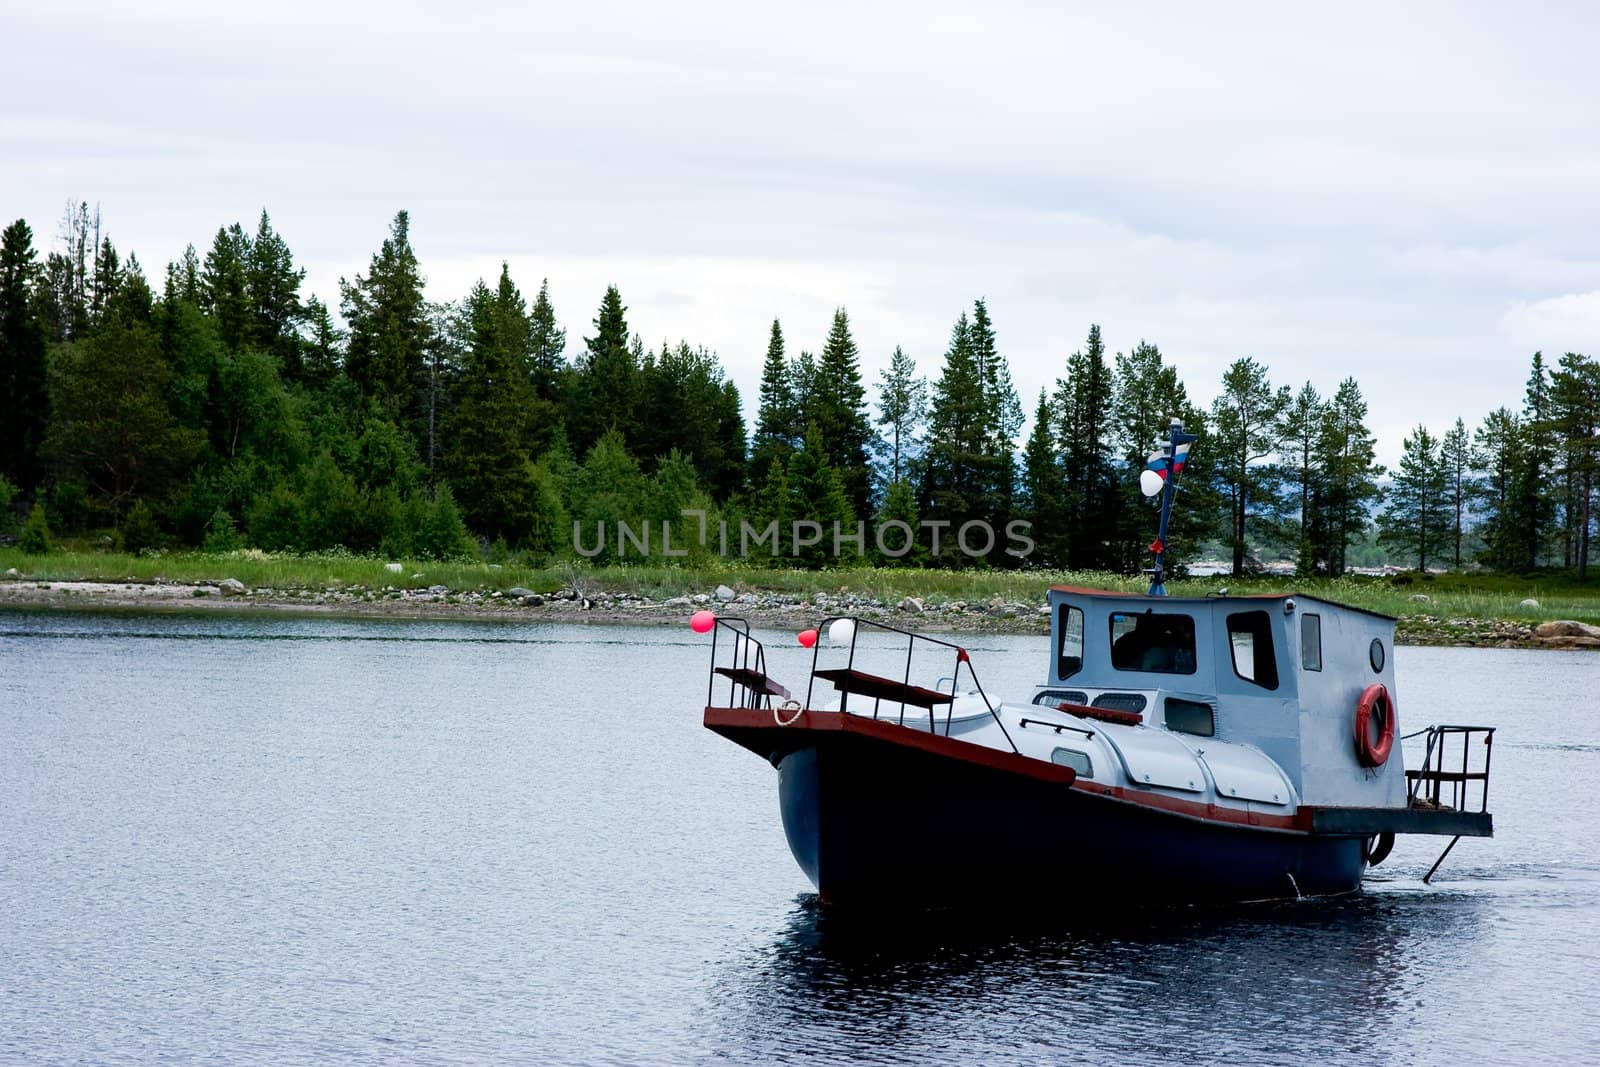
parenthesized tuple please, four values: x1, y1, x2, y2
(708, 889, 1488, 1063)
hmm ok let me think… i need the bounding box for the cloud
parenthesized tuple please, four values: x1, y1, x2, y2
(1499, 292, 1600, 356)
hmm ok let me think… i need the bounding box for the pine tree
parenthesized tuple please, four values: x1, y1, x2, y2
(750, 318, 797, 482)
(1440, 417, 1475, 570)
(1277, 382, 1326, 575)
(1473, 408, 1531, 572)
(810, 307, 874, 517)
(1210, 357, 1290, 577)
(1379, 425, 1452, 572)
(0, 220, 49, 491)
(42, 200, 96, 342)
(1518, 352, 1558, 569)
(341, 211, 430, 432)
(1110, 340, 1197, 571)
(1316, 378, 1382, 576)
(875, 344, 925, 486)
(1550, 353, 1600, 581)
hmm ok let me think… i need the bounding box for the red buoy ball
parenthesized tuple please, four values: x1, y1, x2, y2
(797, 629, 819, 648)
(690, 610, 716, 633)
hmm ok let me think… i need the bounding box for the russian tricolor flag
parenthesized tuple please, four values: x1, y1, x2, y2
(1145, 441, 1191, 482)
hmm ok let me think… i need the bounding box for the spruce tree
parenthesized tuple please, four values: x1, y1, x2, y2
(1055, 325, 1118, 570)
(443, 265, 545, 543)
(0, 220, 49, 491)
(202, 223, 251, 350)
(244, 210, 305, 377)
(528, 278, 565, 406)
(300, 296, 343, 388)
(970, 299, 1023, 562)
(787, 423, 854, 569)
(750, 318, 797, 482)
(1020, 389, 1065, 566)
(874, 477, 922, 566)
(920, 312, 983, 547)
(570, 285, 635, 456)
(789, 349, 817, 429)
(340, 211, 430, 431)
(810, 307, 874, 517)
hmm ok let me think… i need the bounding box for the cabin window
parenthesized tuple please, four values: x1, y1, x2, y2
(1034, 689, 1088, 706)
(1051, 747, 1094, 777)
(1109, 612, 1197, 674)
(1370, 638, 1386, 673)
(1164, 697, 1215, 737)
(1226, 610, 1280, 690)
(1301, 614, 1322, 672)
(1057, 605, 1085, 680)
(1091, 692, 1147, 713)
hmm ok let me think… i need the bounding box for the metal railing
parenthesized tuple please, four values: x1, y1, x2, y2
(704, 617, 786, 710)
(802, 615, 1018, 753)
(1407, 724, 1495, 813)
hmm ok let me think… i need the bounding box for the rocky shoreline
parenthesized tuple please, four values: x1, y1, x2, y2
(3, 572, 1598, 649)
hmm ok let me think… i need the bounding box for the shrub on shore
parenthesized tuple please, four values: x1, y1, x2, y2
(19, 503, 51, 554)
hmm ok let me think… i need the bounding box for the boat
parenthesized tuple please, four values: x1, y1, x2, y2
(698, 422, 1496, 906)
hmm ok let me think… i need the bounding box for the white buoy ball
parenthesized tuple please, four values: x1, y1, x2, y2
(828, 618, 856, 645)
(1139, 469, 1165, 497)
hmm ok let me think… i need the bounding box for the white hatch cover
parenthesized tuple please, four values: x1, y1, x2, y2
(1103, 728, 1206, 793)
(1196, 742, 1295, 806)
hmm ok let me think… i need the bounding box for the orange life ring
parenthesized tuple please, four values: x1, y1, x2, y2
(1354, 683, 1396, 767)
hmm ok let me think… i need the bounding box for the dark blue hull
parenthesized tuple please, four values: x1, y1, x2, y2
(776, 740, 1367, 907)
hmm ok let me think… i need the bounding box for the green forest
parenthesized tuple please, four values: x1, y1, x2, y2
(1, 203, 1597, 581)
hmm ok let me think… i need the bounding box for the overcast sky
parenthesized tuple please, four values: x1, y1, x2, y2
(6, 1, 1600, 465)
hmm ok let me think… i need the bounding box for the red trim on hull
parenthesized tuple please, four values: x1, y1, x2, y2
(704, 705, 1076, 786)
(705, 706, 1319, 835)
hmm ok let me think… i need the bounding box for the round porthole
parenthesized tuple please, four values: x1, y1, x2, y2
(1369, 638, 1386, 673)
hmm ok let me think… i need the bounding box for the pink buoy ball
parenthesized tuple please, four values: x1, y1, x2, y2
(797, 629, 819, 649)
(690, 610, 716, 634)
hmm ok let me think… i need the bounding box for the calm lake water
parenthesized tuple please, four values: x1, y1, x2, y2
(2, 609, 1597, 1065)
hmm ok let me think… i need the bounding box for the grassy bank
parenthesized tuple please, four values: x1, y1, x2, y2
(4, 548, 1598, 625)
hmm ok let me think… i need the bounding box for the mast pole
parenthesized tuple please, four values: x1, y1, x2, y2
(1148, 418, 1198, 596)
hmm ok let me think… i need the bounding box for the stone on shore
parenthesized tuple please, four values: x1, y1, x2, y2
(898, 596, 925, 614)
(1534, 620, 1600, 639)
(1519, 598, 1540, 608)
(714, 584, 736, 602)
(219, 578, 246, 596)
